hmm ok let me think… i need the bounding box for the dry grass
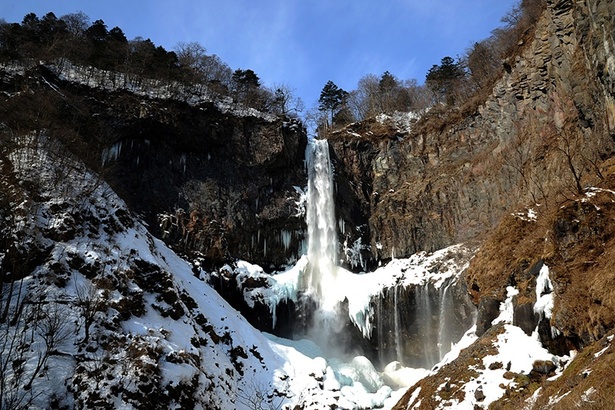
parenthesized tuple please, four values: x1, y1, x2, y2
(464, 210, 549, 305)
(526, 330, 615, 410)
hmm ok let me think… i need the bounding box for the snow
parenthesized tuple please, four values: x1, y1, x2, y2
(534, 264, 554, 319)
(435, 326, 479, 368)
(27, 59, 278, 122)
(375, 111, 422, 133)
(342, 236, 368, 270)
(235, 257, 306, 328)
(472, 325, 550, 404)
(594, 345, 609, 358)
(435, 324, 555, 410)
(584, 186, 615, 198)
(512, 207, 538, 221)
(382, 362, 430, 389)
(493, 286, 519, 325)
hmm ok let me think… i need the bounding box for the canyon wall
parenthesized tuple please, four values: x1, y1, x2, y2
(0, 65, 309, 269)
(329, 0, 615, 270)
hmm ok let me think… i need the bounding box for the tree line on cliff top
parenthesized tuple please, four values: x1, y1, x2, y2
(0, 0, 545, 134)
(0, 12, 303, 117)
(315, 0, 546, 133)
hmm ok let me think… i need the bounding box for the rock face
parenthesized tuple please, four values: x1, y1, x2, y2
(0, 64, 308, 270)
(370, 277, 476, 369)
(388, 0, 615, 407)
(328, 0, 615, 270)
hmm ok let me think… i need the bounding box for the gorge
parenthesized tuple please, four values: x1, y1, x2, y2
(2, 0, 615, 408)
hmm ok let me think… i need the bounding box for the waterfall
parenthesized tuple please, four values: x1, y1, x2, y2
(300, 138, 474, 370)
(393, 286, 403, 365)
(377, 293, 385, 366)
(437, 280, 452, 361)
(304, 139, 339, 313)
(415, 285, 436, 367)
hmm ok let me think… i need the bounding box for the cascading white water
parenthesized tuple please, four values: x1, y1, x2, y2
(437, 280, 453, 361)
(304, 139, 340, 313)
(393, 286, 403, 365)
(414, 285, 437, 367)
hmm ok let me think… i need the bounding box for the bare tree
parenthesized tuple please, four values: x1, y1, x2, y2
(237, 379, 293, 410)
(1, 286, 72, 409)
(555, 132, 585, 196)
(24, 301, 72, 390)
(74, 280, 105, 345)
(270, 83, 304, 117)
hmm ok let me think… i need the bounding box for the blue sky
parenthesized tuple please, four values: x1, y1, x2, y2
(1, 0, 518, 108)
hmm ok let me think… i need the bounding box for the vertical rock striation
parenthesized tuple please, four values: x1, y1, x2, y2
(328, 0, 615, 269)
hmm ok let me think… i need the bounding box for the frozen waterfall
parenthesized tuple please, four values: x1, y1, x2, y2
(304, 139, 340, 313)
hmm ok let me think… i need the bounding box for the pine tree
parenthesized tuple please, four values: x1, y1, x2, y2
(232, 69, 260, 88)
(318, 80, 349, 128)
(425, 56, 465, 105)
(378, 71, 399, 113)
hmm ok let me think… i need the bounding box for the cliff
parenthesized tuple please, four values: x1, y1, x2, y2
(0, 62, 308, 270)
(329, 0, 615, 270)
(3, 1, 615, 408)
(357, 0, 615, 407)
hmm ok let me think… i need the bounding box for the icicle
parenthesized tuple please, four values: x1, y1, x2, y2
(180, 153, 187, 174)
(437, 280, 452, 361)
(281, 230, 292, 251)
(101, 141, 123, 166)
(377, 292, 385, 366)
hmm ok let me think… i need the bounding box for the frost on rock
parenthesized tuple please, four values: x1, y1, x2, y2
(292, 185, 307, 217)
(375, 111, 422, 133)
(493, 286, 519, 325)
(42, 59, 277, 121)
(233, 258, 305, 328)
(342, 236, 368, 270)
(533, 263, 560, 338)
(534, 264, 554, 320)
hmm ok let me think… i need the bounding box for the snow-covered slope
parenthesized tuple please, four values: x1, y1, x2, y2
(0, 135, 296, 408)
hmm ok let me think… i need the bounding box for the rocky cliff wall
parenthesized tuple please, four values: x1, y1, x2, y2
(387, 1, 615, 406)
(329, 0, 615, 269)
(0, 64, 308, 269)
